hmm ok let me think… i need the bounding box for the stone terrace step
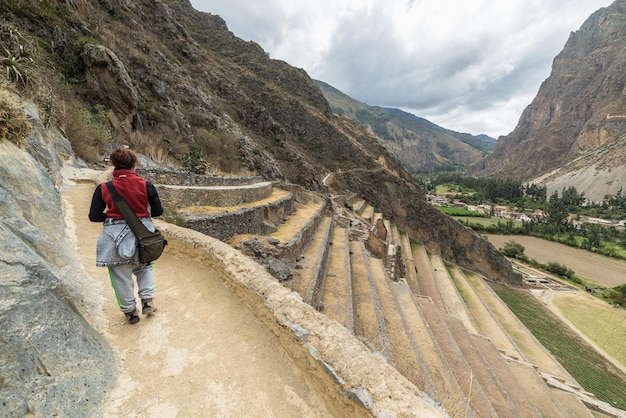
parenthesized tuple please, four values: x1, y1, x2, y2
(368, 257, 435, 397)
(429, 255, 478, 333)
(400, 241, 587, 417)
(471, 333, 543, 417)
(451, 267, 574, 416)
(399, 232, 420, 294)
(384, 220, 392, 239)
(285, 216, 333, 305)
(359, 204, 374, 223)
(267, 195, 327, 260)
(463, 271, 582, 387)
(417, 297, 498, 418)
(351, 198, 366, 214)
(158, 181, 273, 208)
(182, 188, 294, 241)
(390, 224, 401, 247)
(447, 265, 520, 358)
(541, 376, 598, 418)
(505, 360, 572, 418)
(321, 227, 354, 332)
(411, 244, 446, 312)
(443, 316, 518, 417)
(350, 241, 394, 363)
(140, 168, 263, 187)
(463, 271, 596, 417)
(389, 281, 470, 416)
(441, 265, 591, 417)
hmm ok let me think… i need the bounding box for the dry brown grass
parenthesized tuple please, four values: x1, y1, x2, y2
(485, 234, 626, 287)
(0, 88, 31, 147)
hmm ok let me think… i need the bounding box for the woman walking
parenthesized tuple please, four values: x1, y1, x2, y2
(89, 147, 164, 324)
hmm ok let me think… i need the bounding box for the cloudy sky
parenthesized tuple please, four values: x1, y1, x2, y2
(189, 0, 613, 138)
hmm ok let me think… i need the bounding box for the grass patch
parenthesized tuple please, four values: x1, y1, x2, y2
(453, 216, 503, 227)
(0, 89, 31, 146)
(438, 207, 484, 217)
(551, 294, 626, 366)
(493, 285, 626, 410)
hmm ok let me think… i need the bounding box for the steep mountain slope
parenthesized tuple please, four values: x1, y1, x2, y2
(0, 0, 519, 283)
(468, 0, 626, 202)
(315, 80, 494, 173)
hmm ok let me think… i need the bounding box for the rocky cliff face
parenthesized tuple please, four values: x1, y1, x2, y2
(469, 0, 626, 201)
(0, 98, 115, 416)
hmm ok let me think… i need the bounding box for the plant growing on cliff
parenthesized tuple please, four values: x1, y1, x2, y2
(0, 25, 36, 90)
(0, 89, 31, 147)
(182, 150, 210, 174)
(77, 104, 112, 146)
(2, 46, 33, 90)
(58, 101, 114, 161)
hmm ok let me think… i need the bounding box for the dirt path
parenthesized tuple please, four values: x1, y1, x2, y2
(62, 170, 332, 417)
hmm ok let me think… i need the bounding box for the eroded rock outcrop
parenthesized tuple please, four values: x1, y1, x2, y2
(81, 43, 139, 134)
(0, 99, 115, 416)
(469, 0, 626, 201)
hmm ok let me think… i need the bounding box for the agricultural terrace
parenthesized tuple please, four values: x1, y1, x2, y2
(550, 292, 626, 369)
(485, 234, 626, 288)
(493, 285, 626, 411)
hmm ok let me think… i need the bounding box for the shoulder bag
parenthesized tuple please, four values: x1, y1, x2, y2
(105, 181, 167, 263)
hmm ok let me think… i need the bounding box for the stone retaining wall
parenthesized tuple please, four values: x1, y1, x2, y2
(185, 192, 295, 241)
(138, 168, 263, 187)
(158, 182, 273, 208)
(155, 220, 447, 417)
(277, 201, 329, 261)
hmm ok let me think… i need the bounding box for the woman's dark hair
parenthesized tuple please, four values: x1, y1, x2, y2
(110, 148, 138, 170)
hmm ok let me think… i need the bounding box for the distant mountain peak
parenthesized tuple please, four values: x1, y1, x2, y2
(468, 1, 626, 202)
(313, 80, 495, 174)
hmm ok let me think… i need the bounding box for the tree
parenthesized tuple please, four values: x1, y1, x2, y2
(524, 183, 547, 202)
(561, 186, 585, 208)
(546, 191, 569, 229)
(546, 261, 574, 279)
(501, 240, 527, 260)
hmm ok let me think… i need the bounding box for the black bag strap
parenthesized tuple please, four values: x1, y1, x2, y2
(105, 181, 153, 239)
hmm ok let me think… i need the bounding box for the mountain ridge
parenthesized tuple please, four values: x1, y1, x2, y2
(468, 0, 626, 202)
(0, 1, 519, 283)
(314, 79, 495, 173)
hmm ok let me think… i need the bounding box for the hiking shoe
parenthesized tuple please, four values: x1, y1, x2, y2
(142, 299, 157, 315)
(125, 308, 140, 324)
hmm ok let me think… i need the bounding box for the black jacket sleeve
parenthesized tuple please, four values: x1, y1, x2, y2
(147, 182, 164, 217)
(88, 184, 107, 222)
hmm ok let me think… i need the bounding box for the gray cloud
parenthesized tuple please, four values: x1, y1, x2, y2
(190, 0, 613, 137)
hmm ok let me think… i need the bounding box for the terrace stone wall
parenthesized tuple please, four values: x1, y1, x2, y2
(185, 192, 295, 241)
(157, 182, 274, 208)
(138, 168, 263, 187)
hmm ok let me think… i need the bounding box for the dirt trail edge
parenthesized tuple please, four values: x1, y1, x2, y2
(62, 167, 444, 418)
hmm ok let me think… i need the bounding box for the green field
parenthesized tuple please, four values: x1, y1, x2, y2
(551, 293, 626, 367)
(493, 285, 626, 410)
(452, 215, 522, 228)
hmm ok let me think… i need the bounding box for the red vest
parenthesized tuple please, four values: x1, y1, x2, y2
(100, 170, 150, 219)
